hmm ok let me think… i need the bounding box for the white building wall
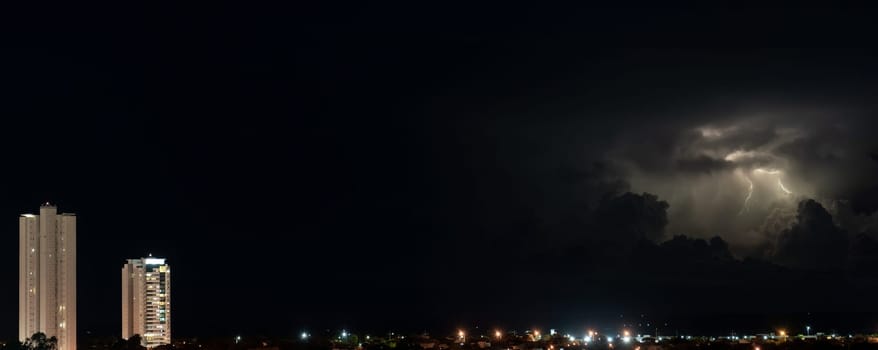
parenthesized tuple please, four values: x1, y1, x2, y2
(59, 214, 76, 350)
(19, 215, 39, 341)
(38, 206, 57, 338)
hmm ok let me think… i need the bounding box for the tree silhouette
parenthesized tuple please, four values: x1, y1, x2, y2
(126, 335, 146, 350)
(24, 333, 57, 350)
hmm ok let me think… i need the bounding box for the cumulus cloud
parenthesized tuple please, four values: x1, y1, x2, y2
(773, 199, 849, 270)
(555, 191, 671, 266)
(592, 192, 670, 243)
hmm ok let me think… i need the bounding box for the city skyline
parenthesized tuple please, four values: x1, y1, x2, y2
(3, 3, 878, 341)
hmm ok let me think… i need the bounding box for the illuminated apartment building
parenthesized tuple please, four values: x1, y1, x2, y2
(122, 257, 171, 347)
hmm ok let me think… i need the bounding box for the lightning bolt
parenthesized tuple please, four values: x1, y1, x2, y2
(738, 176, 754, 215)
(754, 168, 794, 195)
(778, 178, 792, 195)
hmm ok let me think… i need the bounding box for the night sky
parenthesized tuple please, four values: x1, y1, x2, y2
(2, 4, 878, 339)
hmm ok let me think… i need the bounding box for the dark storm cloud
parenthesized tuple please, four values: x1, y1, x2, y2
(634, 235, 736, 272)
(620, 117, 792, 173)
(828, 200, 878, 238)
(773, 199, 848, 270)
(558, 161, 630, 207)
(592, 192, 669, 243)
(774, 121, 878, 203)
(540, 191, 670, 275)
(674, 155, 732, 174)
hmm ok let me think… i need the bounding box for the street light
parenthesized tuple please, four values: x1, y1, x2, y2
(806, 326, 811, 336)
(301, 332, 309, 340)
(495, 330, 502, 340)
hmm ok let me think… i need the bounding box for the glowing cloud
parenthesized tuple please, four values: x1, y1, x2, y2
(753, 168, 782, 175)
(724, 150, 758, 162)
(699, 127, 724, 138)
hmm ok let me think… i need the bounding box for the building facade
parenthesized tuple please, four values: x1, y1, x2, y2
(122, 257, 171, 347)
(19, 203, 77, 350)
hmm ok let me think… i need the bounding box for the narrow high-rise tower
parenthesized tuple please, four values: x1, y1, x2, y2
(20, 203, 76, 350)
(122, 257, 171, 348)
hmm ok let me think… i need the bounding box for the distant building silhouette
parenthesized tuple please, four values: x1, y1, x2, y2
(20, 203, 77, 350)
(123, 257, 172, 347)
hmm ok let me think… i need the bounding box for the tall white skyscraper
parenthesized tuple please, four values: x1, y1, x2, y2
(20, 203, 77, 350)
(122, 257, 171, 348)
